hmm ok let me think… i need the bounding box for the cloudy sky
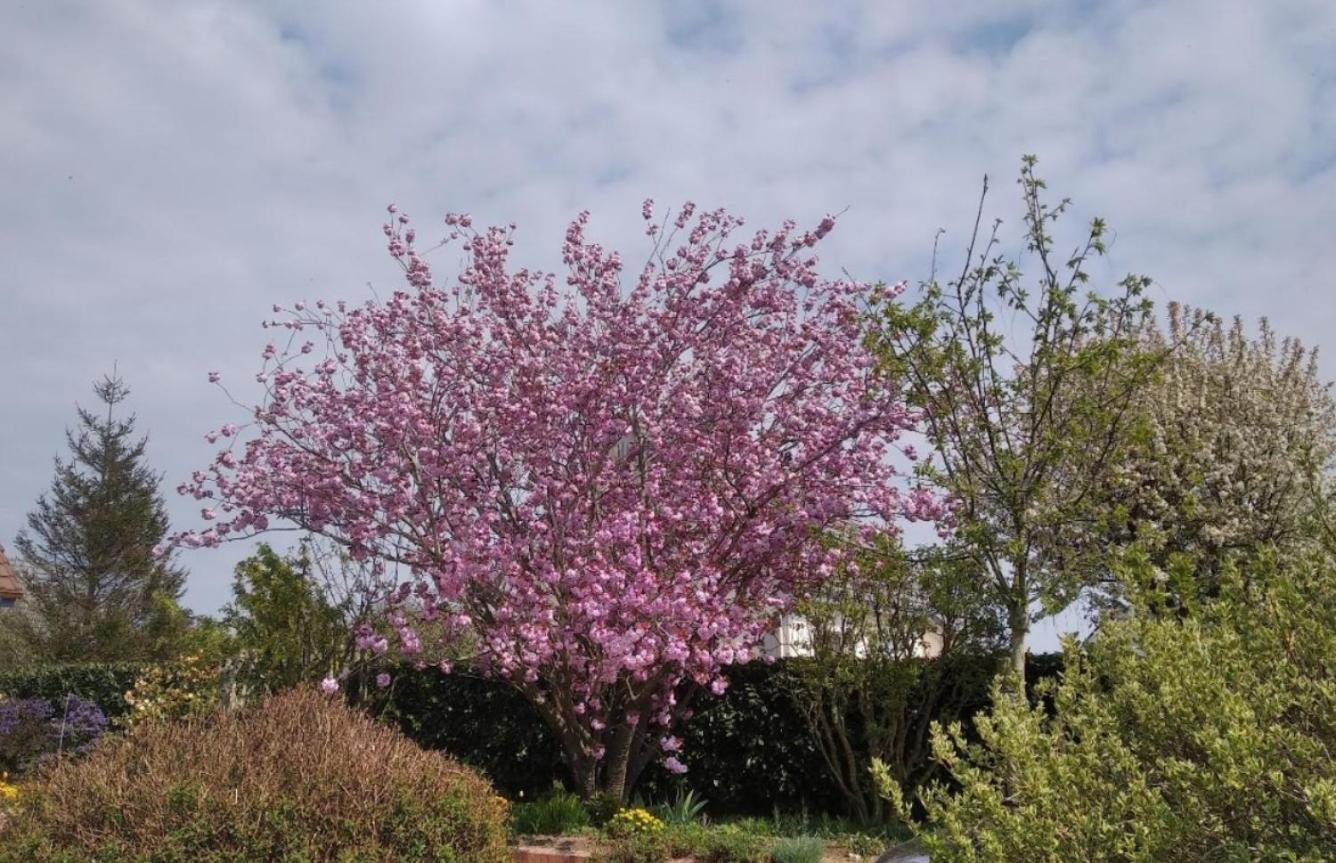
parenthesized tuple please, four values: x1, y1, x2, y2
(3, 0, 1334, 648)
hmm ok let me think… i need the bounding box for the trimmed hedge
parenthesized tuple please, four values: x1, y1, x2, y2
(367, 654, 1065, 816)
(0, 663, 145, 719)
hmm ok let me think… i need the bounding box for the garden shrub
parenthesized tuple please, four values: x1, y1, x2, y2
(510, 786, 591, 835)
(606, 807, 666, 839)
(0, 695, 107, 775)
(370, 656, 1062, 818)
(0, 663, 143, 719)
(365, 663, 568, 799)
(768, 836, 824, 863)
(120, 653, 219, 727)
(598, 832, 670, 863)
(664, 823, 770, 863)
(0, 687, 509, 862)
(886, 552, 1336, 862)
(650, 785, 707, 825)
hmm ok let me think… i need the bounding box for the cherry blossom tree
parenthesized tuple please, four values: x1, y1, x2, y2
(178, 201, 942, 799)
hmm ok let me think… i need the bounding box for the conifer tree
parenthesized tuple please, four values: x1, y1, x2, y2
(12, 373, 186, 661)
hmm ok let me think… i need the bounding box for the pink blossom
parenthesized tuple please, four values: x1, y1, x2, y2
(663, 756, 688, 775)
(178, 201, 941, 791)
(375, 672, 392, 689)
(319, 677, 339, 694)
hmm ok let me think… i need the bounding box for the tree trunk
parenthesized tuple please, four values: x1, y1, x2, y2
(601, 720, 640, 803)
(1006, 603, 1028, 688)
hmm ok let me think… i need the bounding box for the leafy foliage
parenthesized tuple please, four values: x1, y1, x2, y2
(0, 663, 143, 719)
(0, 688, 509, 863)
(120, 653, 219, 728)
(12, 374, 188, 663)
(222, 544, 349, 695)
(663, 823, 770, 862)
(650, 785, 707, 826)
(785, 535, 1003, 822)
(509, 787, 591, 836)
(370, 657, 1051, 819)
(882, 549, 1336, 862)
(871, 157, 1156, 676)
(598, 831, 671, 863)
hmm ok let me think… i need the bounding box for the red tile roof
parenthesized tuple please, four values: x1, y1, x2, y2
(0, 545, 21, 600)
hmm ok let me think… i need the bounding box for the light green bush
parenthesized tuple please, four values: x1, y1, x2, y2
(881, 550, 1336, 862)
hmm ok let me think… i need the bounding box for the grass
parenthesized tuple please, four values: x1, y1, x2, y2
(509, 787, 592, 836)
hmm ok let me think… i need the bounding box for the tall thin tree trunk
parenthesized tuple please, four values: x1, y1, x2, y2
(1006, 603, 1028, 686)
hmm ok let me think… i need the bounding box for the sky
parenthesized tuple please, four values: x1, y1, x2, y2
(2, 0, 1334, 651)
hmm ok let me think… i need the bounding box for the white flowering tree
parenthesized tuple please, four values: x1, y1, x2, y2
(1094, 304, 1336, 610)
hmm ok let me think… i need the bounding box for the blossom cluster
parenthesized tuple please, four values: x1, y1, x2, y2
(178, 200, 943, 774)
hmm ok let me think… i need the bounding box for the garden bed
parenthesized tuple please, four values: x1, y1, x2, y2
(508, 833, 924, 862)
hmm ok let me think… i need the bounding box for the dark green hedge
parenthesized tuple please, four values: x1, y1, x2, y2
(1, 655, 1065, 818)
(363, 653, 1064, 816)
(0, 663, 145, 718)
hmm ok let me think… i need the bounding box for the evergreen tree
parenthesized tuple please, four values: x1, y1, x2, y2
(12, 373, 186, 661)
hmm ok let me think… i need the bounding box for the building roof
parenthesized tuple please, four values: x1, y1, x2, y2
(0, 544, 21, 600)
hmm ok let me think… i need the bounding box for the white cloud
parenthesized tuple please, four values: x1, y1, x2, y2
(2, 0, 1333, 651)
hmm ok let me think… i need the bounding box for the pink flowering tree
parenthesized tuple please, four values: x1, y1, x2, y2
(179, 201, 943, 800)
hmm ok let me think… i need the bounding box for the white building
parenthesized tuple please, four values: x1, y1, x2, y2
(760, 613, 942, 659)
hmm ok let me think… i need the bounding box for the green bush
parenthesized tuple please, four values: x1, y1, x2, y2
(510, 787, 591, 835)
(0, 663, 144, 719)
(665, 823, 770, 863)
(0, 688, 509, 862)
(768, 836, 824, 863)
(597, 832, 670, 863)
(887, 552, 1336, 862)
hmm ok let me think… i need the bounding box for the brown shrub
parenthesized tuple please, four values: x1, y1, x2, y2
(1, 687, 509, 862)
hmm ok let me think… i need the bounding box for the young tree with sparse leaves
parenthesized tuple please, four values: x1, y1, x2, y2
(871, 157, 1157, 680)
(785, 536, 1003, 824)
(12, 374, 186, 662)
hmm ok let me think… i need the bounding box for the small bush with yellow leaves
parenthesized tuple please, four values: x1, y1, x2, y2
(605, 807, 666, 839)
(120, 654, 219, 728)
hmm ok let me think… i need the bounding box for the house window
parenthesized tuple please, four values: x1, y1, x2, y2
(0, 597, 14, 609)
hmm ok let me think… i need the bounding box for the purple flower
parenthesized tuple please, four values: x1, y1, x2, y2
(375, 672, 392, 689)
(319, 677, 340, 694)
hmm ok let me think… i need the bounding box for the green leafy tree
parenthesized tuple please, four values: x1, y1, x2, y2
(879, 547, 1336, 862)
(222, 543, 351, 694)
(871, 157, 1157, 679)
(785, 536, 1004, 823)
(12, 374, 186, 661)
